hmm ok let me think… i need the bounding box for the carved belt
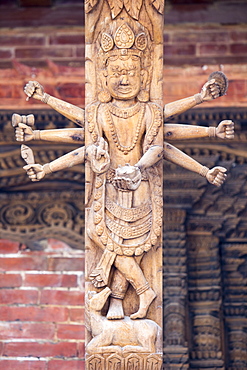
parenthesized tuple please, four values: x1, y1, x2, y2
(106, 197, 151, 222)
(106, 168, 148, 182)
(105, 215, 152, 239)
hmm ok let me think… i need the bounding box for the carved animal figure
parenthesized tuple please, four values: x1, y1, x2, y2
(86, 287, 162, 355)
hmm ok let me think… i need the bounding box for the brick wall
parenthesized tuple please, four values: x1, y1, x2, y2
(0, 239, 85, 370)
(0, 24, 246, 109)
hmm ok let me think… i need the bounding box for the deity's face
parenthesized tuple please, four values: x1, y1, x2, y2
(105, 56, 142, 101)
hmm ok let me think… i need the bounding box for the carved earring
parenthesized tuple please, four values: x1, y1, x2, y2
(137, 89, 149, 102)
(98, 70, 112, 103)
(137, 69, 149, 102)
(98, 90, 112, 103)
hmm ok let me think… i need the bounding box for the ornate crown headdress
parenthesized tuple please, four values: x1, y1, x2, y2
(100, 22, 148, 63)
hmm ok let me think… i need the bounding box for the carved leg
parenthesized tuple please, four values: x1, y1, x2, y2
(130, 288, 156, 320)
(114, 255, 156, 319)
(107, 255, 146, 320)
(107, 269, 128, 320)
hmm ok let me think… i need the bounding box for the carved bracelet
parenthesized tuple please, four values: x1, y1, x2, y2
(208, 127, 216, 137)
(194, 93, 203, 104)
(33, 130, 41, 140)
(199, 166, 209, 177)
(41, 93, 50, 104)
(43, 163, 52, 174)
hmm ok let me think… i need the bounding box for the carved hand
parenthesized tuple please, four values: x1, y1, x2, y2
(86, 137, 110, 174)
(113, 164, 142, 191)
(15, 123, 34, 142)
(206, 166, 227, 187)
(24, 81, 45, 101)
(200, 79, 220, 101)
(23, 164, 46, 182)
(216, 120, 234, 139)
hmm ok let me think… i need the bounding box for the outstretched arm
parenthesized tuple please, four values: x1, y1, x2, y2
(24, 81, 85, 127)
(15, 123, 84, 144)
(24, 146, 85, 181)
(12, 113, 84, 144)
(164, 120, 234, 140)
(24, 136, 110, 181)
(164, 78, 221, 121)
(164, 142, 227, 187)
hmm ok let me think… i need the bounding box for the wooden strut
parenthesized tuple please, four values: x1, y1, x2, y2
(11, 1, 235, 369)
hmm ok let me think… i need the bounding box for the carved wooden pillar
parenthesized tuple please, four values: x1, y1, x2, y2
(187, 235, 224, 369)
(85, 2, 164, 369)
(222, 243, 247, 369)
(163, 208, 189, 369)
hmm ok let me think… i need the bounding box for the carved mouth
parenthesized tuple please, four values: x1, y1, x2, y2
(118, 87, 132, 93)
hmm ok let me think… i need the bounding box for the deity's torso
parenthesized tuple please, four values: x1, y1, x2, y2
(98, 101, 150, 169)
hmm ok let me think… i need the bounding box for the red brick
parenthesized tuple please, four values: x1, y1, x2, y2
(0, 360, 46, 370)
(0, 35, 45, 46)
(0, 239, 20, 253)
(0, 289, 38, 304)
(227, 79, 247, 100)
(47, 360, 85, 370)
(48, 257, 84, 271)
(0, 273, 22, 287)
(0, 49, 13, 58)
(15, 47, 73, 59)
(77, 341, 85, 358)
(231, 79, 246, 95)
(0, 305, 69, 322)
(199, 43, 228, 55)
(0, 84, 24, 99)
(48, 239, 73, 250)
(3, 341, 77, 357)
(164, 44, 196, 56)
(46, 61, 85, 76)
(24, 273, 78, 287)
(70, 308, 84, 322)
(56, 83, 85, 99)
(230, 43, 247, 54)
(57, 324, 85, 340)
(230, 31, 247, 42)
(75, 46, 85, 58)
(40, 290, 84, 306)
(50, 34, 84, 45)
(0, 322, 55, 340)
(173, 31, 229, 43)
(164, 33, 169, 43)
(164, 80, 199, 98)
(0, 256, 47, 271)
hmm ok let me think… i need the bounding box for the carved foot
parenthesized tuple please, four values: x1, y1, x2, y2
(130, 288, 156, 320)
(107, 297, 124, 320)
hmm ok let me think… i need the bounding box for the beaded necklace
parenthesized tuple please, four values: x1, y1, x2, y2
(108, 101, 141, 118)
(104, 103, 145, 155)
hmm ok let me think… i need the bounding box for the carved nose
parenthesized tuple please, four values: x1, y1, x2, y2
(120, 74, 129, 85)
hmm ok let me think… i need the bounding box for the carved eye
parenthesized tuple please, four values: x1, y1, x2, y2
(113, 72, 120, 77)
(128, 71, 135, 76)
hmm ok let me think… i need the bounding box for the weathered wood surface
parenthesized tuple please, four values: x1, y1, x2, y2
(84, 2, 164, 368)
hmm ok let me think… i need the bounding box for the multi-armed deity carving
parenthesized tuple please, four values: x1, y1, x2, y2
(12, 1, 234, 368)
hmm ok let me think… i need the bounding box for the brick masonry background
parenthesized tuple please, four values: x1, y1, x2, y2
(0, 238, 85, 370)
(0, 24, 246, 110)
(0, 0, 247, 369)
